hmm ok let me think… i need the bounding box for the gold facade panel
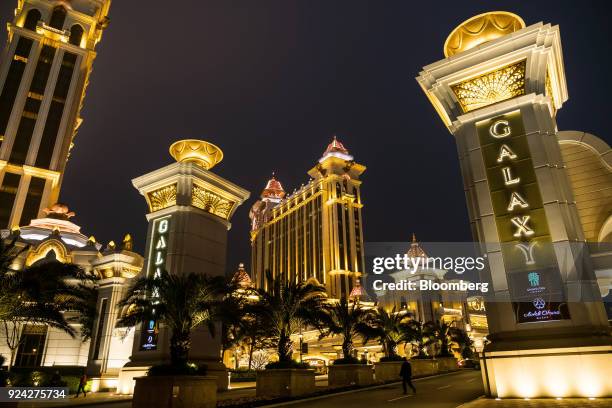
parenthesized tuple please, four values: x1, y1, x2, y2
(147, 184, 177, 212)
(191, 184, 234, 220)
(452, 60, 526, 113)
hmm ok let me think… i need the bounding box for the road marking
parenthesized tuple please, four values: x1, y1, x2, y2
(387, 395, 414, 402)
(466, 378, 476, 383)
(437, 385, 453, 390)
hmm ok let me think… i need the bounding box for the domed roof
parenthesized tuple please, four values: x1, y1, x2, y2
(261, 174, 286, 199)
(231, 263, 252, 288)
(319, 136, 354, 162)
(406, 233, 428, 258)
(324, 136, 349, 156)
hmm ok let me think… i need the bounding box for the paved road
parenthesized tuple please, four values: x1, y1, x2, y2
(58, 370, 483, 408)
(287, 370, 484, 408)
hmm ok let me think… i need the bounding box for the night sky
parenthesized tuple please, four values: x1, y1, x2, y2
(1, 1, 611, 275)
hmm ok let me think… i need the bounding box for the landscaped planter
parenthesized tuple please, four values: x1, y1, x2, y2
(132, 375, 217, 408)
(410, 359, 437, 377)
(328, 364, 374, 387)
(373, 361, 404, 383)
(256, 369, 315, 397)
(436, 357, 458, 373)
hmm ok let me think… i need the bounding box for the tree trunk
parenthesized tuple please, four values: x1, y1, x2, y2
(278, 330, 292, 362)
(342, 338, 353, 360)
(7, 347, 16, 372)
(170, 330, 191, 367)
(248, 341, 254, 370)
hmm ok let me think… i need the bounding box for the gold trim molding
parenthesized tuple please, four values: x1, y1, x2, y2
(147, 184, 177, 212)
(451, 60, 526, 113)
(191, 184, 235, 220)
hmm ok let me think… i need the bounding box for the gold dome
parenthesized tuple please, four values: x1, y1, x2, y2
(444, 11, 525, 57)
(169, 139, 224, 170)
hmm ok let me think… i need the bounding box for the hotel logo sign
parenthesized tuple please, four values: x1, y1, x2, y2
(477, 111, 569, 323)
(140, 216, 171, 351)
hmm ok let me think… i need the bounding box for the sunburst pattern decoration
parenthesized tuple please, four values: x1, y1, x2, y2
(192, 184, 235, 220)
(147, 184, 177, 212)
(451, 60, 526, 113)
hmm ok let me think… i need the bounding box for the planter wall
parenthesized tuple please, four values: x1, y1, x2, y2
(328, 364, 374, 387)
(373, 361, 404, 383)
(411, 359, 437, 377)
(132, 375, 217, 408)
(436, 357, 459, 373)
(256, 369, 315, 398)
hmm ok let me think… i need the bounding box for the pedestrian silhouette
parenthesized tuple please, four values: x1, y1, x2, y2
(399, 358, 416, 395)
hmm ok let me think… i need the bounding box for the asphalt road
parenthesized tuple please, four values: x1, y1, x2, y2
(60, 369, 483, 408)
(286, 370, 484, 408)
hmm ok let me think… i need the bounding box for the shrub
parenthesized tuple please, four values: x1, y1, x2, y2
(265, 360, 310, 370)
(147, 363, 207, 377)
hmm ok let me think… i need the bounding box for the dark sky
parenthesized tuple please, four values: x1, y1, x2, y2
(2, 1, 611, 275)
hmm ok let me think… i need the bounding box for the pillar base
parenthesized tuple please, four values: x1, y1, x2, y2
(480, 344, 612, 398)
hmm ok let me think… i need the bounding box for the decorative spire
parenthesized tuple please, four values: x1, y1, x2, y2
(261, 173, 286, 199)
(323, 135, 350, 156)
(122, 234, 133, 251)
(407, 233, 428, 259)
(319, 135, 353, 163)
(231, 263, 252, 289)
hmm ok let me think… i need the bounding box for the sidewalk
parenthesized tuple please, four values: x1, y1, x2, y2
(16, 392, 131, 408)
(459, 397, 612, 407)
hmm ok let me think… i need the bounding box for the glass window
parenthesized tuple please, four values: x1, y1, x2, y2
(49, 7, 67, 30)
(69, 25, 84, 46)
(0, 173, 21, 227)
(24, 9, 41, 31)
(19, 177, 46, 226)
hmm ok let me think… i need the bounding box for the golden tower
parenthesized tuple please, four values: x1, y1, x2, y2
(250, 137, 366, 299)
(0, 0, 111, 228)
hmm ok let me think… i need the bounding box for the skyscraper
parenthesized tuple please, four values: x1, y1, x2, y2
(0, 0, 111, 228)
(250, 137, 366, 299)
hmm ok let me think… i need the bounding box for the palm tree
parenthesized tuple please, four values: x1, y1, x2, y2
(117, 270, 228, 368)
(361, 306, 413, 360)
(251, 271, 327, 365)
(423, 320, 471, 358)
(319, 297, 372, 362)
(0, 238, 93, 371)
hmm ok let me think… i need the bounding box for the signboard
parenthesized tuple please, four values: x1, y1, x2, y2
(140, 216, 171, 351)
(477, 111, 569, 323)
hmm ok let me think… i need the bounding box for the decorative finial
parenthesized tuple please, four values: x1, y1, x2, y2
(87, 236, 96, 246)
(107, 240, 116, 251)
(169, 139, 224, 170)
(122, 234, 133, 251)
(412, 233, 417, 243)
(444, 12, 525, 57)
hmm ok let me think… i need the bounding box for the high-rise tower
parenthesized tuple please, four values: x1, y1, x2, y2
(0, 0, 111, 228)
(250, 137, 366, 299)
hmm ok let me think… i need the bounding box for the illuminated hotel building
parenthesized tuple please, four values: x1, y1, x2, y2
(250, 137, 366, 299)
(0, 0, 111, 229)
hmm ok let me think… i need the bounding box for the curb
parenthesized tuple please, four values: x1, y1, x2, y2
(260, 370, 470, 407)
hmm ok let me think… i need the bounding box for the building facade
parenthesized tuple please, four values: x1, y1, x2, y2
(249, 137, 366, 300)
(0, 203, 142, 391)
(0, 0, 111, 229)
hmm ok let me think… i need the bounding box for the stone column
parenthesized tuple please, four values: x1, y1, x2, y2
(417, 12, 611, 398)
(117, 140, 250, 394)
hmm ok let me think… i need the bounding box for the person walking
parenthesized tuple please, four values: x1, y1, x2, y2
(76, 373, 88, 398)
(399, 358, 416, 395)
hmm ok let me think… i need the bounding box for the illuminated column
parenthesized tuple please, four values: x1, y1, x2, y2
(117, 140, 250, 394)
(417, 12, 611, 398)
(0, 1, 111, 228)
